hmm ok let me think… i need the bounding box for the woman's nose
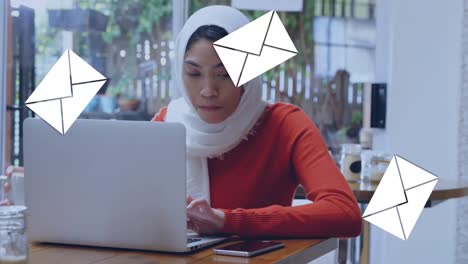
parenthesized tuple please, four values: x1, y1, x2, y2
(200, 79, 218, 97)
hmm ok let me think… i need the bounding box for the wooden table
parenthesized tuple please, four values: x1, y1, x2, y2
(295, 179, 468, 203)
(28, 237, 338, 264)
(295, 179, 468, 264)
(348, 179, 468, 206)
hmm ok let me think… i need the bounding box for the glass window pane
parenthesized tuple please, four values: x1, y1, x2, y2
(346, 19, 376, 47)
(346, 48, 375, 83)
(7, 0, 377, 159)
(12, 0, 175, 119)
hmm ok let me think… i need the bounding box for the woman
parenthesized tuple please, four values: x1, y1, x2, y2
(152, 5, 362, 238)
(3, 5, 362, 238)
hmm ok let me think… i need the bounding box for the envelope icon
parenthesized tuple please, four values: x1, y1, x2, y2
(25, 49, 107, 135)
(213, 10, 297, 87)
(362, 155, 438, 240)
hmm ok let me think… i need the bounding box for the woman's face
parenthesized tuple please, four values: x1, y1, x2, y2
(183, 39, 243, 124)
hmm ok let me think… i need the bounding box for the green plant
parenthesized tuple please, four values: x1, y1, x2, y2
(341, 110, 363, 140)
(240, 3, 316, 105)
(78, 0, 172, 45)
(77, 0, 173, 99)
(351, 110, 363, 125)
(106, 71, 132, 97)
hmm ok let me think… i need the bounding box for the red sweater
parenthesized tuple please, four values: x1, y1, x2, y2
(152, 102, 362, 238)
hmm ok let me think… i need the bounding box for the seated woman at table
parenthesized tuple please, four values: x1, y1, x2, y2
(151, 5, 361, 238)
(3, 5, 362, 239)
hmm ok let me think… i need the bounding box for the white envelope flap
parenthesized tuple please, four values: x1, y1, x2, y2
(213, 11, 273, 55)
(25, 50, 72, 104)
(397, 179, 438, 240)
(68, 49, 106, 84)
(237, 45, 296, 87)
(362, 156, 408, 218)
(213, 46, 248, 87)
(362, 207, 406, 240)
(264, 11, 298, 53)
(25, 100, 63, 134)
(213, 10, 297, 86)
(62, 80, 107, 134)
(396, 156, 439, 190)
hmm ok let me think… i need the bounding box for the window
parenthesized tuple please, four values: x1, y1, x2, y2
(8, 0, 177, 165)
(6, 0, 376, 165)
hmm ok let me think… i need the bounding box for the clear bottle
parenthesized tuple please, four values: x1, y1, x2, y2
(361, 151, 392, 183)
(0, 206, 28, 264)
(340, 144, 362, 182)
(359, 128, 373, 150)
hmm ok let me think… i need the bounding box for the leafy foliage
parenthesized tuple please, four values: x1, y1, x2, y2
(78, 0, 173, 97)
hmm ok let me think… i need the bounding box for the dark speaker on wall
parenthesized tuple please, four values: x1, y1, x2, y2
(370, 83, 387, 128)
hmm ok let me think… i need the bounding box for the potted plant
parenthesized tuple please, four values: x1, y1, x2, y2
(117, 95, 141, 112)
(104, 72, 141, 112)
(100, 75, 127, 113)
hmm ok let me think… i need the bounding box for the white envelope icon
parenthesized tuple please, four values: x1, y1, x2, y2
(213, 10, 297, 87)
(25, 49, 107, 135)
(362, 155, 439, 240)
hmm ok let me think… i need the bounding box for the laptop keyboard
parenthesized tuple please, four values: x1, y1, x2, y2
(187, 238, 202, 244)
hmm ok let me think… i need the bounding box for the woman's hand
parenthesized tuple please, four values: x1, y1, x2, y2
(0, 166, 24, 206)
(186, 196, 225, 235)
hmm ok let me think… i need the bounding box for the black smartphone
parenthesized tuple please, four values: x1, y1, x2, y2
(213, 240, 285, 257)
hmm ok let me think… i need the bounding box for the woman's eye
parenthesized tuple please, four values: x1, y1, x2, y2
(187, 72, 200, 77)
(217, 73, 230, 79)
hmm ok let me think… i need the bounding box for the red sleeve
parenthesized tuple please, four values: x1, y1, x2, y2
(151, 106, 168, 122)
(219, 108, 362, 238)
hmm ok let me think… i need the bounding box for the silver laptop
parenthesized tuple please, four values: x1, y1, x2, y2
(23, 117, 228, 252)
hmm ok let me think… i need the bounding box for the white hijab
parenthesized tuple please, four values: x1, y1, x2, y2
(165, 5, 267, 204)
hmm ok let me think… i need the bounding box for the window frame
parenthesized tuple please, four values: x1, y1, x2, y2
(0, 0, 9, 172)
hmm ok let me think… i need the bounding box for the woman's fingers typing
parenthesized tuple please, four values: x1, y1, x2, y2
(186, 198, 211, 210)
(186, 198, 224, 235)
(186, 195, 194, 205)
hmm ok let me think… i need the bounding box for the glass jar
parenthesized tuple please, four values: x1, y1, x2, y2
(361, 151, 393, 183)
(0, 175, 8, 202)
(0, 206, 28, 264)
(340, 144, 362, 182)
(359, 128, 373, 150)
